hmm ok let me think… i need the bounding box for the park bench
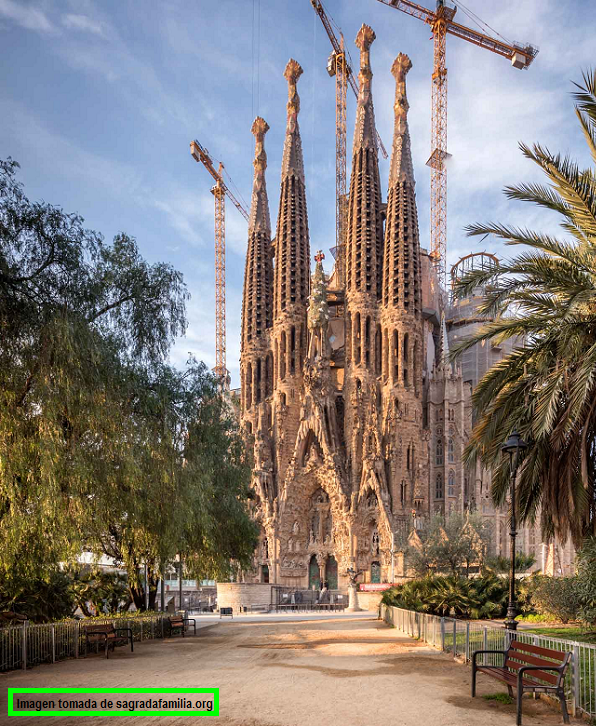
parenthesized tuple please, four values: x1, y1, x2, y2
(167, 616, 196, 637)
(472, 639, 571, 725)
(84, 623, 134, 659)
(219, 607, 233, 618)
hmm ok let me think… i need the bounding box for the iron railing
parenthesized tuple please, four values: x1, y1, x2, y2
(0, 613, 172, 674)
(382, 605, 596, 718)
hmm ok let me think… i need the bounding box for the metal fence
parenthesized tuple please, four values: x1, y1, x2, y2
(0, 613, 171, 674)
(382, 605, 596, 719)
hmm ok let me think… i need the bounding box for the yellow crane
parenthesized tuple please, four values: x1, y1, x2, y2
(190, 140, 249, 389)
(375, 0, 538, 289)
(310, 0, 388, 288)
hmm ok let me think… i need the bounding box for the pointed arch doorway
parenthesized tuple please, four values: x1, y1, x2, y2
(308, 555, 320, 590)
(325, 555, 338, 590)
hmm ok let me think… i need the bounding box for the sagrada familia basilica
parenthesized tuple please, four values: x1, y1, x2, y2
(239, 25, 574, 592)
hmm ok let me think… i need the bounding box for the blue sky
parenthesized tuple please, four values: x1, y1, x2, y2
(1, 0, 594, 386)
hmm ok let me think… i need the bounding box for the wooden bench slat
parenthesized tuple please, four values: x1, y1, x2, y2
(509, 640, 567, 662)
(476, 667, 556, 689)
(503, 659, 559, 685)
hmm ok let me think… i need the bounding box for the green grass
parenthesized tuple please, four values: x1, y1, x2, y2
(525, 627, 596, 644)
(483, 693, 514, 705)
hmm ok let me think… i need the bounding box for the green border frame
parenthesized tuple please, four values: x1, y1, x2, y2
(8, 688, 219, 717)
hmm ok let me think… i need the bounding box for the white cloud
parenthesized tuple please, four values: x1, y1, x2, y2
(61, 13, 105, 37)
(0, 0, 55, 33)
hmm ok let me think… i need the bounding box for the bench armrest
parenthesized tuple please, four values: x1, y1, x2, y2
(185, 618, 196, 624)
(114, 627, 133, 639)
(517, 664, 567, 687)
(472, 649, 507, 666)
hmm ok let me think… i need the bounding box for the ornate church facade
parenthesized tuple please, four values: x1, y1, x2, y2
(238, 26, 514, 591)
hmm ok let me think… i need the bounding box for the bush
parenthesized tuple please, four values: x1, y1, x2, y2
(0, 570, 75, 622)
(530, 576, 582, 623)
(381, 574, 508, 620)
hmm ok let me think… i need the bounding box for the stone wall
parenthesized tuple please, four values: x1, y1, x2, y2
(356, 591, 384, 612)
(216, 583, 275, 612)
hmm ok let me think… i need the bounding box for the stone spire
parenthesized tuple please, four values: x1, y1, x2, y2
(274, 59, 311, 321)
(241, 117, 273, 351)
(345, 25, 383, 300)
(353, 24, 377, 151)
(389, 53, 415, 187)
(382, 54, 421, 315)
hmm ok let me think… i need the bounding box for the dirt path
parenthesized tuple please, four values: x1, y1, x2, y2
(0, 616, 579, 725)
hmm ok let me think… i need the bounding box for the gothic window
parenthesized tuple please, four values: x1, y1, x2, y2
(403, 333, 409, 387)
(406, 445, 411, 471)
(413, 340, 419, 396)
(435, 438, 443, 466)
(354, 313, 361, 365)
(346, 312, 352, 364)
(365, 316, 371, 368)
(256, 358, 262, 404)
(375, 324, 382, 376)
(280, 332, 286, 380)
(290, 326, 296, 375)
(383, 328, 389, 380)
(246, 363, 253, 408)
(448, 437, 455, 464)
(400, 481, 407, 506)
(448, 470, 456, 497)
(366, 491, 378, 509)
(435, 473, 444, 499)
(263, 538, 269, 559)
(266, 352, 273, 396)
(392, 330, 398, 382)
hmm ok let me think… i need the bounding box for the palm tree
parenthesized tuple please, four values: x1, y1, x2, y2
(452, 70, 596, 547)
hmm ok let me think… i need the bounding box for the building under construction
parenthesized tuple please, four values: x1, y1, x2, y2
(232, 16, 570, 586)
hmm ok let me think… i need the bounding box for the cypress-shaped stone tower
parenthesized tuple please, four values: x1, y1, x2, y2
(380, 53, 427, 519)
(272, 59, 311, 487)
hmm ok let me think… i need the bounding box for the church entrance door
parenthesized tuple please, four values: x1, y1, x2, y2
(326, 556, 338, 590)
(308, 555, 320, 590)
(371, 561, 381, 584)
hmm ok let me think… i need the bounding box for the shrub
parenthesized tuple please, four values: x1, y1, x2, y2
(576, 536, 596, 626)
(0, 570, 75, 622)
(531, 576, 582, 623)
(381, 574, 508, 620)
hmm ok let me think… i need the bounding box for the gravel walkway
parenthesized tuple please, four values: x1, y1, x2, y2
(0, 615, 579, 725)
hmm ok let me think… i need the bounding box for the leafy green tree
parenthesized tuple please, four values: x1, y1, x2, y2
(406, 513, 492, 577)
(0, 159, 257, 612)
(451, 72, 596, 545)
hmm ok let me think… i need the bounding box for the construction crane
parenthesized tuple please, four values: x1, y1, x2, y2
(375, 0, 538, 290)
(310, 0, 388, 288)
(190, 139, 249, 389)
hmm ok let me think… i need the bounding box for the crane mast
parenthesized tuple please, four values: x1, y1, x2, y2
(310, 0, 387, 288)
(375, 0, 538, 290)
(190, 140, 249, 389)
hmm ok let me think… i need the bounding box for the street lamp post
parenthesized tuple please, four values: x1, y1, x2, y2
(501, 429, 528, 631)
